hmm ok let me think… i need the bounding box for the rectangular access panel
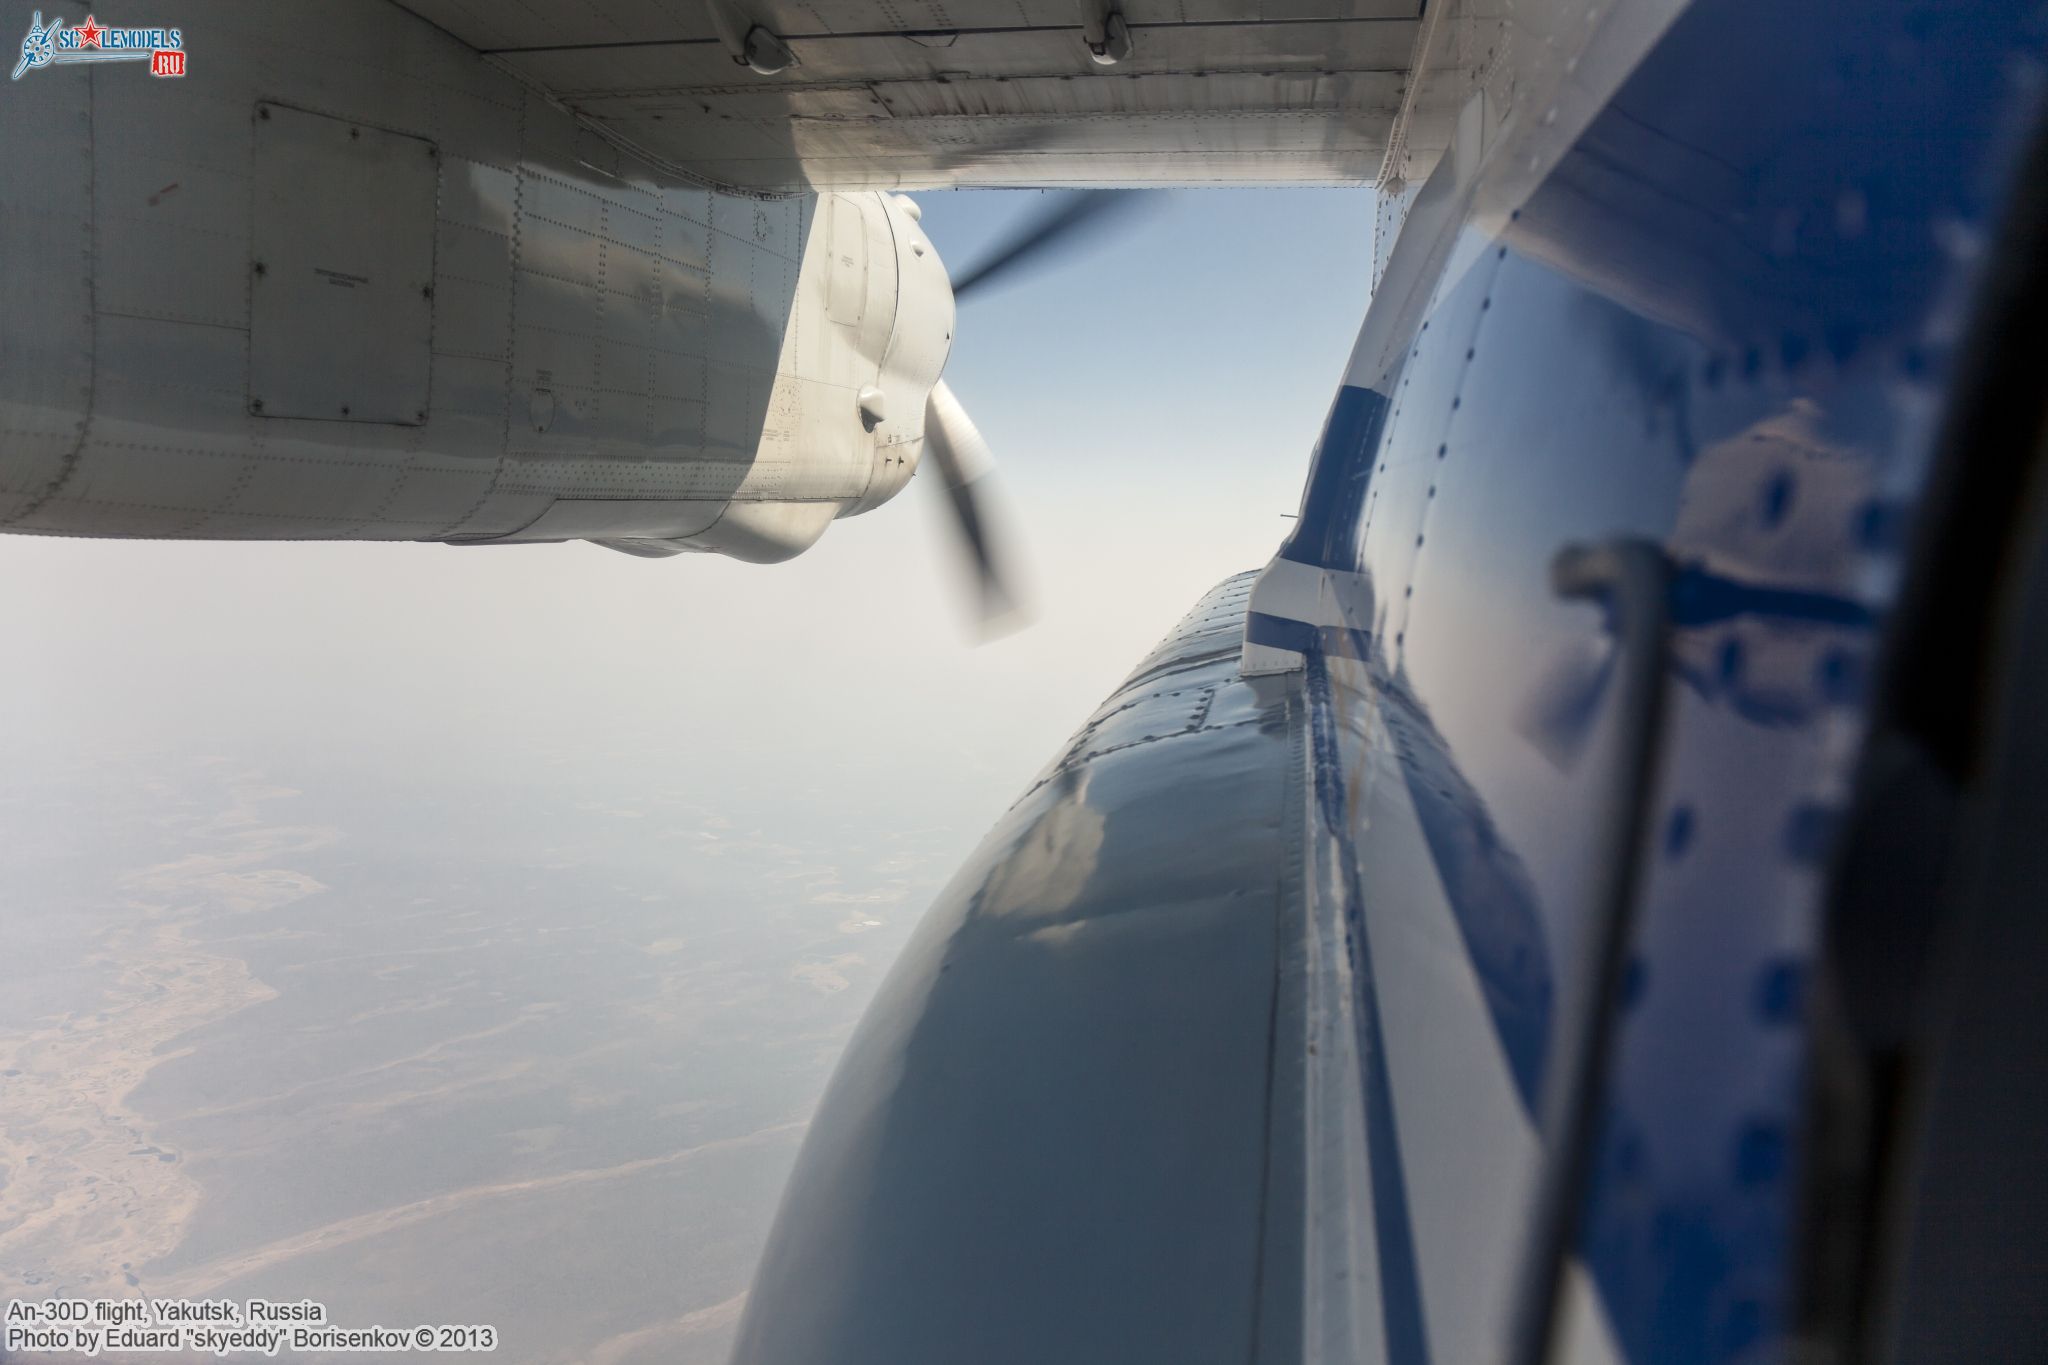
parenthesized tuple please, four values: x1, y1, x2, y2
(249, 102, 438, 424)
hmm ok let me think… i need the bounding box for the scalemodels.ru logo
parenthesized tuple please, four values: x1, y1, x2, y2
(13, 12, 186, 80)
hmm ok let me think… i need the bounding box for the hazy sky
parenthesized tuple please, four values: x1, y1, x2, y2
(2, 186, 1375, 840)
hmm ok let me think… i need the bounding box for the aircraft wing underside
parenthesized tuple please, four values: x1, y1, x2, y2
(394, 0, 1429, 192)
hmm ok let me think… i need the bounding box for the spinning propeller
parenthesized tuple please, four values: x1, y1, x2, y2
(919, 190, 1149, 635)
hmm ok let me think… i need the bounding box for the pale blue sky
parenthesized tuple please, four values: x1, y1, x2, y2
(924, 187, 1371, 488)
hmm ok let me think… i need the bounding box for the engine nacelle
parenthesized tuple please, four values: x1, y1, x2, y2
(0, 12, 956, 566)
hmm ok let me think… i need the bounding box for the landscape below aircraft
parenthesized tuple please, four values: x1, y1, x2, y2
(5, 0, 2048, 1360)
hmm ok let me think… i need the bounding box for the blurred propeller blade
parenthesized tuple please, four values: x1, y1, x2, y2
(1517, 635, 1618, 768)
(922, 380, 1025, 636)
(949, 190, 1147, 301)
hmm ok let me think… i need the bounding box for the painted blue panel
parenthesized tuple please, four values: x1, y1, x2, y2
(1532, 4, 2045, 1360)
(1298, 1, 2048, 1362)
(1281, 385, 1391, 567)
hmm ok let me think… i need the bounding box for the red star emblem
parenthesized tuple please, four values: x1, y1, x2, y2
(75, 16, 103, 48)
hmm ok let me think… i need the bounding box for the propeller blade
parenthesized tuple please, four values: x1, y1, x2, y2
(922, 380, 1026, 636)
(949, 190, 1147, 301)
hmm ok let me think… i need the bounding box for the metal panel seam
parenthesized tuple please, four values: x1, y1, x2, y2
(3, 66, 98, 530)
(1249, 672, 1311, 1365)
(433, 92, 526, 539)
